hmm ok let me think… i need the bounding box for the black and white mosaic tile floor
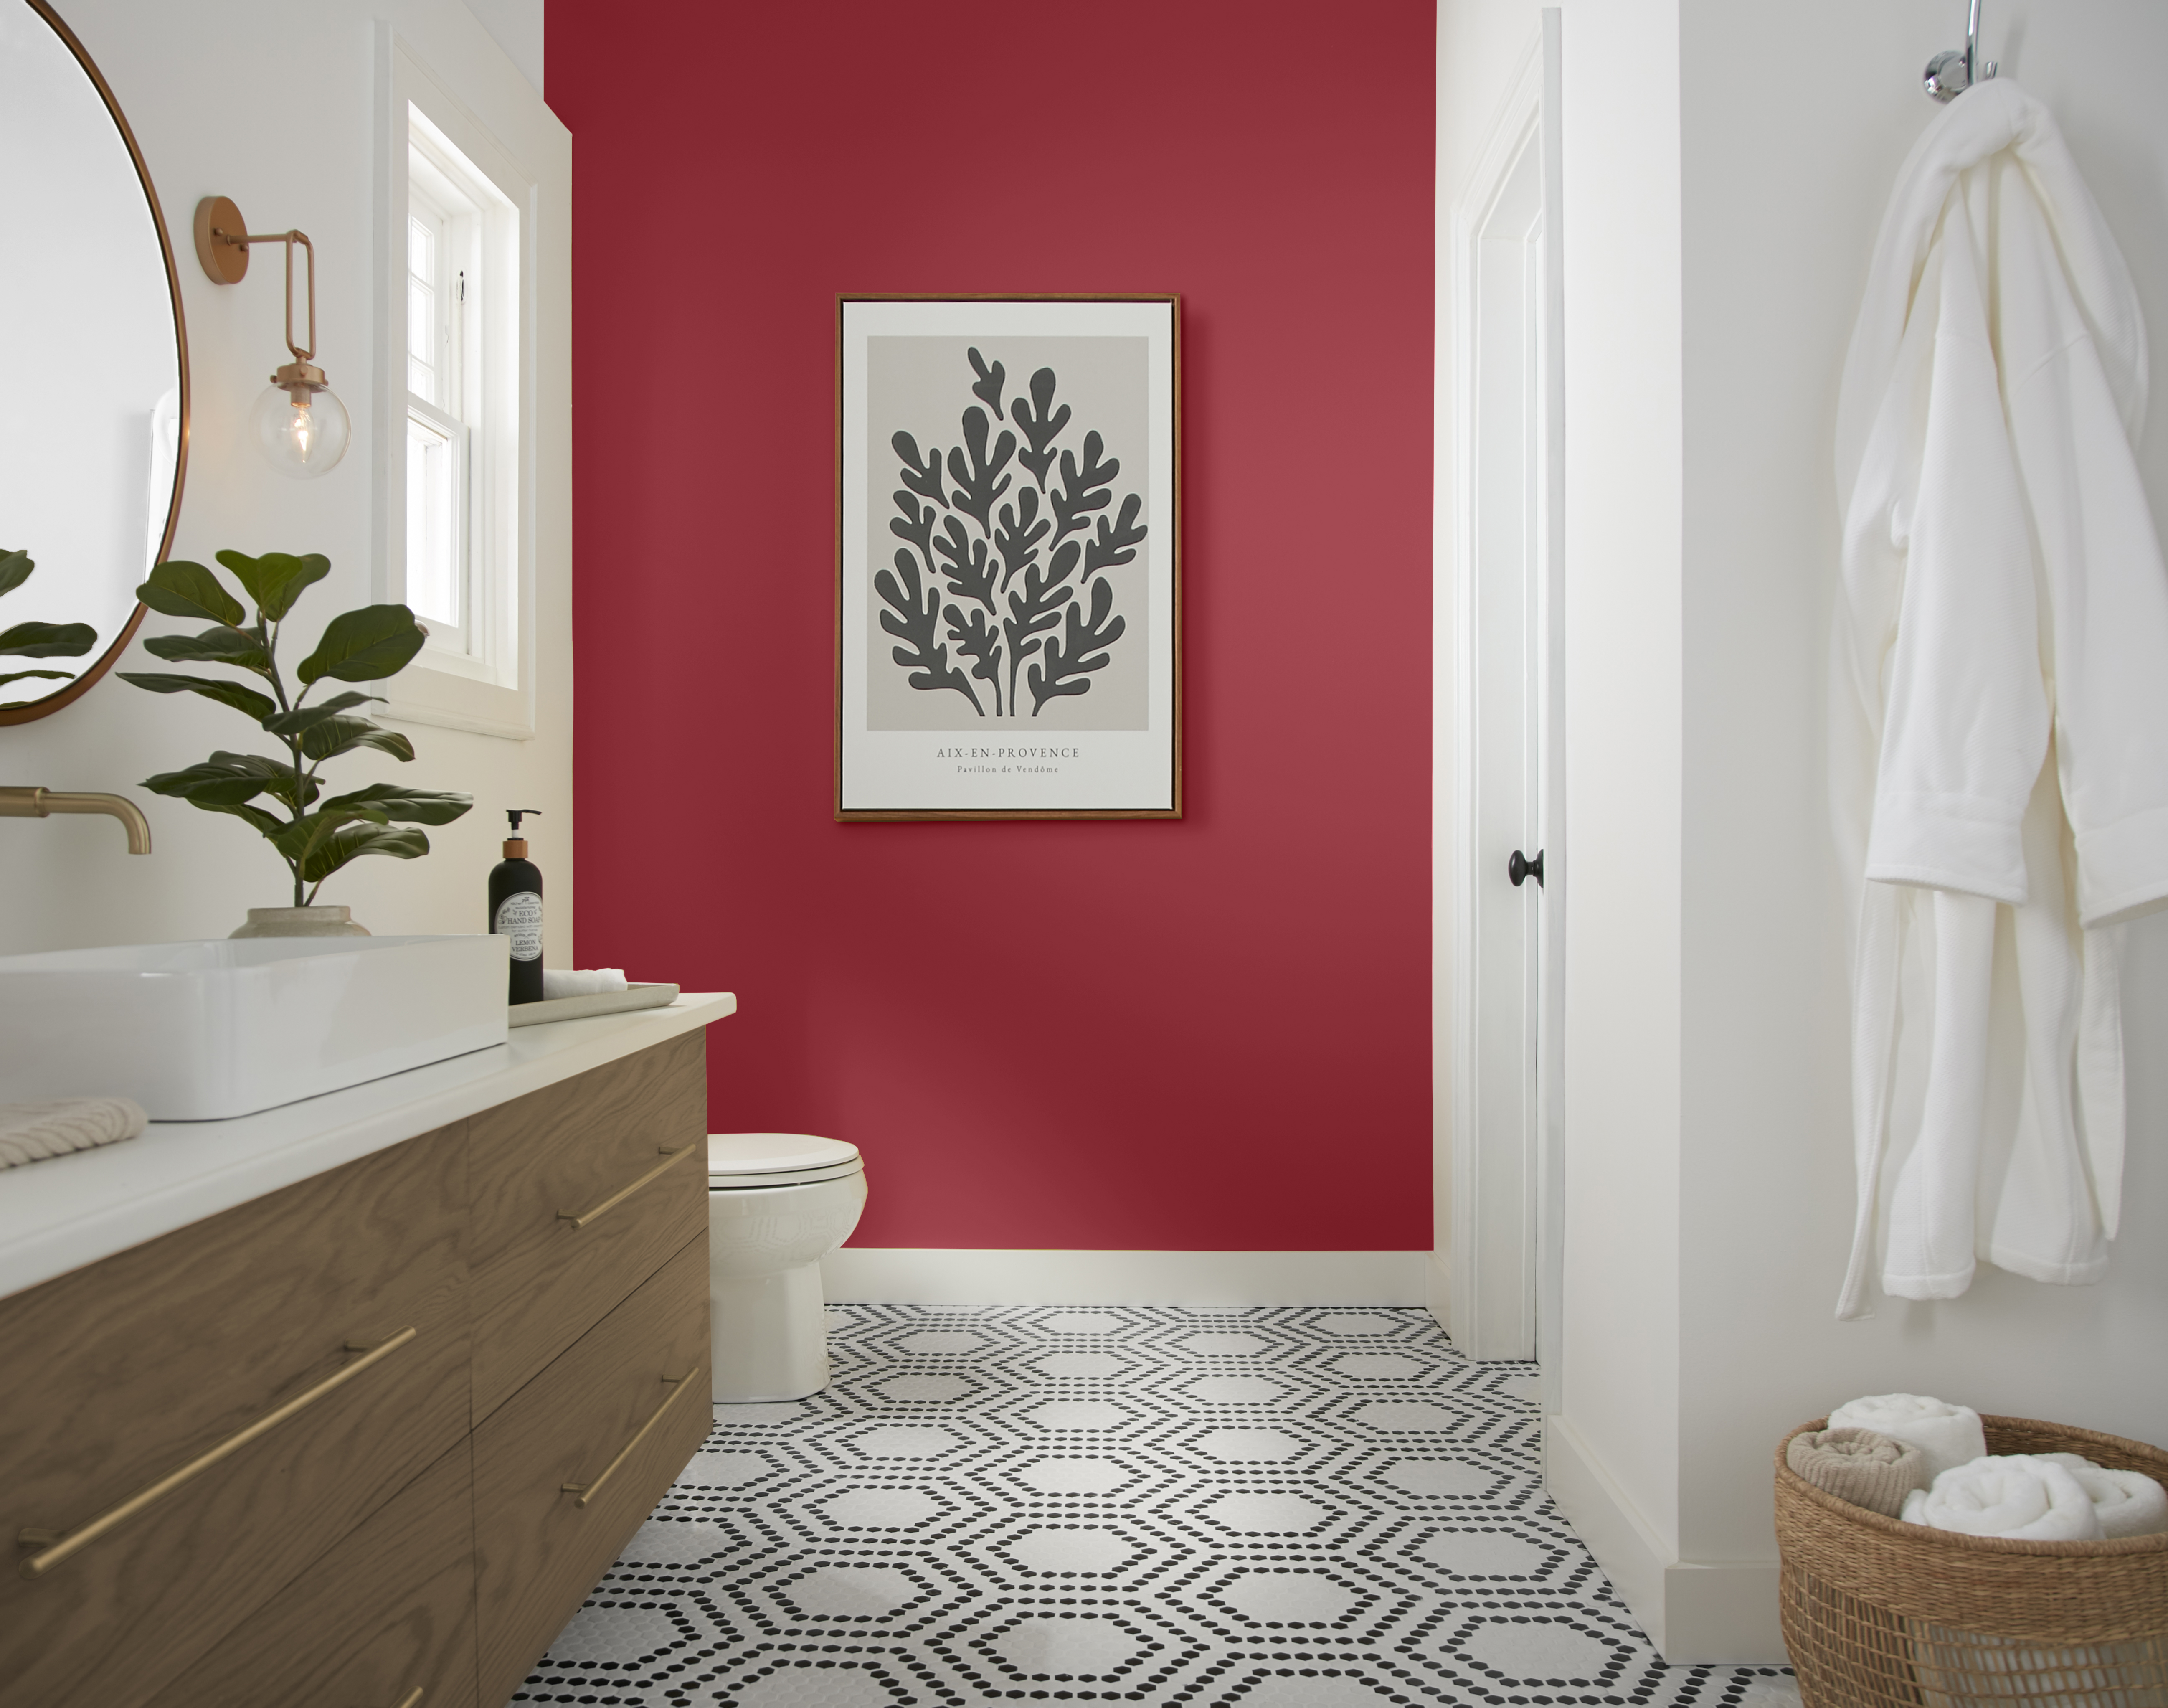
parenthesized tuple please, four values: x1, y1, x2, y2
(516, 1306, 1799, 1708)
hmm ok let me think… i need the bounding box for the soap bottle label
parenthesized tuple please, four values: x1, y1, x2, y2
(493, 891, 543, 962)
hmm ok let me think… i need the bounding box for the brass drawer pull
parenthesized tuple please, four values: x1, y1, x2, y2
(558, 1143, 697, 1231)
(561, 1365, 703, 1509)
(16, 1328, 418, 1581)
(390, 1691, 423, 1708)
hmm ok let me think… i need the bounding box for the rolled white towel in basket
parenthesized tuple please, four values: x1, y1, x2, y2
(0, 1097, 149, 1170)
(1901, 1455, 2105, 1541)
(540, 967, 628, 1000)
(1831, 1393, 1988, 1480)
(2041, 1453, 2168, 1539)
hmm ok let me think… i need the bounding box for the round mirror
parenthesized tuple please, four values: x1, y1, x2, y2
(0, 0, 186, 723)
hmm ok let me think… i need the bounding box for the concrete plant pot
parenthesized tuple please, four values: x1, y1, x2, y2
(228, 905, 371, 939)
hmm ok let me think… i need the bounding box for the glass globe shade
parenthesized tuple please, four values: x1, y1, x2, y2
(251, 383, 350, 478)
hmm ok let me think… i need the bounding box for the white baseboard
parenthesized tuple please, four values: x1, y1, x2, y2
(1544, 1414, 1786, 1664)
(1425, 1248, 1452, 1337)
(822, 1249, 1429, 1307)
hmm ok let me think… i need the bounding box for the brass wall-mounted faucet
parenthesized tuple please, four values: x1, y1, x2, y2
(0, 787, 152, 854)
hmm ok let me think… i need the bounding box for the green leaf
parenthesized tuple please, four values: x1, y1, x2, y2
(0, 620, 96, 658)
(143, 751, 315, 813)
(138, 560, 245, 627)
(117, 671, 278, 722)
(307, 688, 380, 715)
(0, 549, 32, 598)
(317, 782, 472, 825)
(297, 604, 425, 685)
(297, 822, 430, 885)
(260, 690, 383, 737)
(270, 807, 371, 865)
(0, 667, 75, 688)
(144, 757, 280, 807)
(200, 799, 287, 838)
(270, 809, 431, 883)
(142, 626, 273, 672)
(215, 550, 330, 624)
(299, 716, 415, 764)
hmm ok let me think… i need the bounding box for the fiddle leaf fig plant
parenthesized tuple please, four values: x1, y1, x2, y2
(119, 550, 472, 906)
(0, 548, 98, 698)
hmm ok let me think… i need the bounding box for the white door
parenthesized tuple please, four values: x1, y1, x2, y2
(1447, 14, 1563, 1372)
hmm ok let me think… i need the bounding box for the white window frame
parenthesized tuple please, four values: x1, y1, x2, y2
(375, 36, 538, 739)
(404, 165, 473, 655)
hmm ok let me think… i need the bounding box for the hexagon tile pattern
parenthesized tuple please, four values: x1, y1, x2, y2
(513, 1306, 1799, 1708)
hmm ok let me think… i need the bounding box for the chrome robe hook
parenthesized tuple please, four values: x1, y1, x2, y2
(1926, 0, 1998, 102)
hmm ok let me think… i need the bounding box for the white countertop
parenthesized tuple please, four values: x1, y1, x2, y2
(0, 991, 737, 1302)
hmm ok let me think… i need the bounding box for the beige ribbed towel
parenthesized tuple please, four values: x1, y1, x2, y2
(1788, 1425, 1932, 1517)
(0, 1098, 149, 1170)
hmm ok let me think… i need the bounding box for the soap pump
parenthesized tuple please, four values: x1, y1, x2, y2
(489, 808, 545, 1005)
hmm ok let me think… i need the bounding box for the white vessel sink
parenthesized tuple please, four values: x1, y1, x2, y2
(0, 935, 508, 1120)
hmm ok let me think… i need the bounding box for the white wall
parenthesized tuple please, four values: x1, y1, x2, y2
(1548, 0, 1687, 1588)
(0, 0, 571, 962)
(1441, 0, 2168, 1664)
(1673, 0, 2168, 1592)
(1437, 0, 1688, 1606)
(461, 0, 542, 96)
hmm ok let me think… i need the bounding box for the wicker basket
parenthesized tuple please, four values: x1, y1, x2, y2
(1775, 1415, 2168, 1708)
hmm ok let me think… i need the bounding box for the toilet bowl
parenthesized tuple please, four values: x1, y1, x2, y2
(707, 1133, 866, 1403)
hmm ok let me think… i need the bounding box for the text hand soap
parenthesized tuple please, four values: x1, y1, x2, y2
(489, 808, 545, 1005)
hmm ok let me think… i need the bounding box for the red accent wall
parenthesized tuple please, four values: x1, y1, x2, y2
(548, 0, 1435, 1251)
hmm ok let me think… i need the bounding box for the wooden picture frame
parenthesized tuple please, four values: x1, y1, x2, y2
(835, 294, 1181, 820)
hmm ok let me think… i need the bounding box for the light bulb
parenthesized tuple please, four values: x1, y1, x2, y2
(252, 372, 350, 479)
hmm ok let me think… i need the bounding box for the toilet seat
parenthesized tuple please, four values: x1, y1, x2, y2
(708, 1132, 864, 1190)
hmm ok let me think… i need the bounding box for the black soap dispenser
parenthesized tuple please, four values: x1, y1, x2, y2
(490, 809, 545, 1005)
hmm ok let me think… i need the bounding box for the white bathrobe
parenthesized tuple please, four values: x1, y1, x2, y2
(1833, 81, 2168, 1318)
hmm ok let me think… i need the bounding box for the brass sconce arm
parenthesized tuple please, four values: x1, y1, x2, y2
(208, 224, 317, 363)
(0, 787, 152, 854)
(192, 197, 324, 384)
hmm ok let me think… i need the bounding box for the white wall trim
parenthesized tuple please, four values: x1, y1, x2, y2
(1544, 1415, 1785, 1664)
(1532, 0, 1570, 1430)
(1425, 1246, 1452, 1335)
(823, 1249, 1429, 1308)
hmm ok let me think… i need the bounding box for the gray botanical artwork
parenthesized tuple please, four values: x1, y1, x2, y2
(877, 348, 1145, 720)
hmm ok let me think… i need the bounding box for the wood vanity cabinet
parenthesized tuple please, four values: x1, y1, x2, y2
(0, 1028, 712, 1708)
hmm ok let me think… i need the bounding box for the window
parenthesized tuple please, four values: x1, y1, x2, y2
(403, 107, 514, 675)
(405, 173, 465, 642)
(379, 46, 542, 739)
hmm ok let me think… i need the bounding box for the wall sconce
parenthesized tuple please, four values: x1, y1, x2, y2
(192, 196, 350, 479)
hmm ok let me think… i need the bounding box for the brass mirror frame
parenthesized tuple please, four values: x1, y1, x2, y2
(0, 0, 190, 726)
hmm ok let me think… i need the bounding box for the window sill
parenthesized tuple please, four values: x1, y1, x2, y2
(377, 656, 534, 740)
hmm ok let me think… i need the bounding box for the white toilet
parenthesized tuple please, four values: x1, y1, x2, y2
(706, 1133, 867, 1403)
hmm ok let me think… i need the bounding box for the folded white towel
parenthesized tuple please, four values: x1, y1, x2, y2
(2041, 1452, 2168, 1539)
(541, 967, 629, 1000)
(0, 1097, 149, 1170)
(1830, 1394, 1989, 1481)
(1902, 1455, 2105, 1541)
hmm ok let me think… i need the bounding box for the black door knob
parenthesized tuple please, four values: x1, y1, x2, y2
(1509, 848, 1545, 888)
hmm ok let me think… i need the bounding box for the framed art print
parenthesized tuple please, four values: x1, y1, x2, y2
(837, 294, 1181, 819)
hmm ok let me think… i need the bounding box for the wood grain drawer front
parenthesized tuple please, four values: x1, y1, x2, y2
(0, 1125, 471, 1708)
(474, 1233, 710, 1708)
(469, 1029, 707, 1420)
(141, 1439, 478, 1708)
